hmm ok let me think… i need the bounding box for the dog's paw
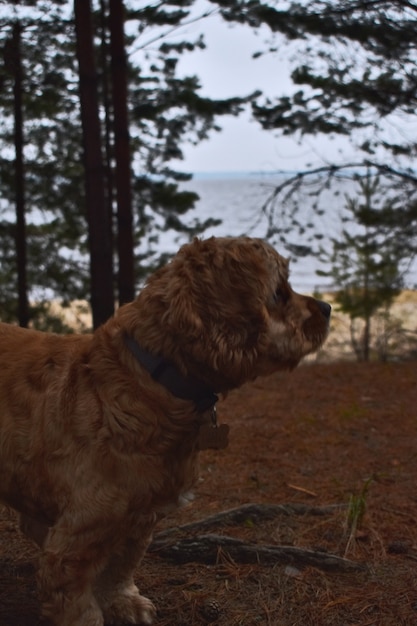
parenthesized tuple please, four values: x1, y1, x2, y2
(102, 586, 156, 625)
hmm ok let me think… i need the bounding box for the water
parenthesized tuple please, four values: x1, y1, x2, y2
(180, 173, 343, 294)
(180, 172, 417, 294)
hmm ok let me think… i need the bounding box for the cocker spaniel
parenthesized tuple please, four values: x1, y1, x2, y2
(0, 236, 330, 626)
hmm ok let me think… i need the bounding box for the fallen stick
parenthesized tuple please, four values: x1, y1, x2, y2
(149, 533, 364, 572)
(155, 502, 347, 540)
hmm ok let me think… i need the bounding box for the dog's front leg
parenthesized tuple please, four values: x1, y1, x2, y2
(94, 515, 156, 625)
(37, 519, 108, 626)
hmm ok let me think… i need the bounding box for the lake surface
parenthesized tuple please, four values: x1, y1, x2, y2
(179, 173, 350, 294)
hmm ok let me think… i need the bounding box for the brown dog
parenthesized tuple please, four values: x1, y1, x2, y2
(0, 237, 330, 626)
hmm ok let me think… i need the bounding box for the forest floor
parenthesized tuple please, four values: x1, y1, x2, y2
(1, 360, 417, 625)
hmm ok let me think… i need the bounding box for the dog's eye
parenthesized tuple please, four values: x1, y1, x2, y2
(273, 287, 287, 304)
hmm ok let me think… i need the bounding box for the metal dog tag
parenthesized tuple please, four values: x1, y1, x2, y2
(198, 423, 230, 450)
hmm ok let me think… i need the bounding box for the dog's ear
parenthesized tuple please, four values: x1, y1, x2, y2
(162, 266, 204, 339)
(160, 238, 271, 386)
(160, 238, 229, 340)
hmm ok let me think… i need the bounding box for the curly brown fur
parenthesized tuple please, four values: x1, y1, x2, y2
(0, 236, 330, 626)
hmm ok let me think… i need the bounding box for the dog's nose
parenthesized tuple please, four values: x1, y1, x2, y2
(318, 300, 331, 319)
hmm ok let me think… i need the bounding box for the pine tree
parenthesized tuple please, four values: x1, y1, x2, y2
(0, 1, 86, 326)
(7, 20, 29, 327)
(0, 0, 257, 327)
(74, 0, 115, 328)
(228, 0, 417, 275)
(221, 0, 417, 161)
(317, 171, 417, 360)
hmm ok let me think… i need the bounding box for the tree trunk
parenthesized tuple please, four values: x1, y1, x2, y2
(363, 263, 371, 362)
(98, 0, 115, 286)
(11, 22, 29, 328)
(349, 318, 362, 361)
(109, 0, 135, 305)
(363, 313, 371, 362)
(74, 0, 114, 329)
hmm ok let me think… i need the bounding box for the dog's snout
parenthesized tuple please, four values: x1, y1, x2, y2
(318, 300, 331, 319)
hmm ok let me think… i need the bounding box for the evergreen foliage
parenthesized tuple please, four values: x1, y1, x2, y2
(2, 0, 417, 330)
(317, 172, 417, 360)
(233, 0, 417, 159)
(242, 0, 417, 292)
(0, 0, 255, 327)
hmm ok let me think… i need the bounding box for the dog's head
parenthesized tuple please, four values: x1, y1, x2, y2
(126, 237, 330, 391)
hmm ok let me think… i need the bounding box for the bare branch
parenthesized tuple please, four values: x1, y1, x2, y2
(149, 532, 365, 572)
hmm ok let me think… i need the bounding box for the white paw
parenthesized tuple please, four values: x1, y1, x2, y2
(101, 587, 156, 625)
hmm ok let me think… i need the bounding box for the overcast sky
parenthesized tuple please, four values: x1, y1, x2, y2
(173, 9, 352, 174)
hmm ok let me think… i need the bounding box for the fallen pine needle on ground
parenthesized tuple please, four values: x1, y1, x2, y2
(1, 361, 417, 625)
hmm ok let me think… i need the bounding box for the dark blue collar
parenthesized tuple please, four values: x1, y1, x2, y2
(124, 335, 219, 413)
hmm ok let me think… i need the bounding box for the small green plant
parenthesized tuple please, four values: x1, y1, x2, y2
(344, 477, 373, 556)
(338, 403, 367, 422)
